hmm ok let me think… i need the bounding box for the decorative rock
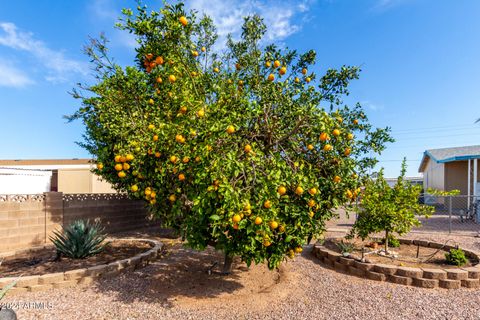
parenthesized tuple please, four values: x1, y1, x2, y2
(334, 261, 347, 272)
(4, 287, 28, 296)
(322, 257, 334, 268)
(412, 278, 438, 288)
(87, 264, 107, 277)
(398, 239, 413, 245)
(28, 284, 52, 292)
(462, 266, 480, 279)
(64, 268, 88, 280)
(461, 278, 480, 288)
(348, 266, 366, 278)
(327, 251, 341, 263)
(374, 264, 397, 275)
(353, 260, 374, 271)
(0, 278, 15, 289)
(396, 267, 423, 278)
(388, 274, 412, 286)
(38, 272, 65, 284)
(439, 279, 461, 289)
(422, 268, 447, 280)
(52, 280, 78, 289)
(413, 240, 430, 247)
(338, 257, 354, 266)
(428, 242, 444, 249)
(366, 270, 386, 282)
(446, 269, 468, 280)
(78, 276, 95, 286)
(15, 275, 39, 287)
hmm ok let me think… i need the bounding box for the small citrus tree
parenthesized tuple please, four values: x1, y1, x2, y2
(348, 159, 433, 252)
(69, 1, 392, 270)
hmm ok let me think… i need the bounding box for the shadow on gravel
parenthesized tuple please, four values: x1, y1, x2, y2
(92, 228, 246, 308)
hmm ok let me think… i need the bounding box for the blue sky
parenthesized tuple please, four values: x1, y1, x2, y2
(0, 0, 479, 177)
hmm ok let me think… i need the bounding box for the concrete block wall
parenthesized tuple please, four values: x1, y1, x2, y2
(0, 192, 157, 253)
(63, 194, 152, 233)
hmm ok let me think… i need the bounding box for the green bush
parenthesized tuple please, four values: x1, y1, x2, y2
(348, 159, 433, 253)
(50, 220, 108, 259)
(445, 248, 468, 266)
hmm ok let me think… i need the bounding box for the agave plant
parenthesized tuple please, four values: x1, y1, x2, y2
(49, 220, 108, 259)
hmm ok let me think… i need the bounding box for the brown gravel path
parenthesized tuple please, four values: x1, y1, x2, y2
(4, 230, 480, 320)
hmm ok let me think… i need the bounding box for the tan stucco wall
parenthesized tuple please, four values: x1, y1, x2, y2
(91, 175, 116, 193)
(423, 159, 444, 191)
(444, 161, 468, 195)
(57, 169, 115, 194)
(57, 169, 91, 193)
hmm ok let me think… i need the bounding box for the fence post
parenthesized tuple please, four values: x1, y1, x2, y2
(448, 196, 452, 234)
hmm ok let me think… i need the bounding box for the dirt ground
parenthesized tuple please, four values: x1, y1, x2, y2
(0, 240, 151, 277)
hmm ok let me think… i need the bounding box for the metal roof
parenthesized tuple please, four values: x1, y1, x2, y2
(418, 145, 480, 172)
(0, 159, 92, 166)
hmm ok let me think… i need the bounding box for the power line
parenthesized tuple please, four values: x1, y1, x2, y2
(391, 123, 477, 133)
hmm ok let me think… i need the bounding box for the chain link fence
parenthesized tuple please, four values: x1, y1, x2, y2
(416, 194, 480, 235)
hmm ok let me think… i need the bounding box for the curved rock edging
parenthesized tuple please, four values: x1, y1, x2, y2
(312, 238, 480, 289)
(0, 238, 163, 295)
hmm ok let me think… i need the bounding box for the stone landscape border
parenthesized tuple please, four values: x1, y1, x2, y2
(0, 238, 163, 295)
(312, 238, 480, 289)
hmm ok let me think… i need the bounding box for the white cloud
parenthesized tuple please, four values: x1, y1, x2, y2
(88, 0, 315, 50)
(371, 0, 410, 11)
(187, 0, 315, 48)
(0, 60, 34, 88)
(89, 0, 117, 20)
(0, 22, 88, 83)
(362, 100, 384, 111)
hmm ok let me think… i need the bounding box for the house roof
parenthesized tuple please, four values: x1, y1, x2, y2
(418, 145, 480, 172)
(0, 159, 92, 166)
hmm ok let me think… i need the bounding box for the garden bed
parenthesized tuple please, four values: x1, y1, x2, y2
(323, 238, 476, 269)
(0, 238, 163, 294)
(0, 240, 153, 277)
(313, 237, 480, 289)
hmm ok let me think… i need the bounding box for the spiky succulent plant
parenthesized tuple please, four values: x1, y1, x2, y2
(50, 220, 108, 259)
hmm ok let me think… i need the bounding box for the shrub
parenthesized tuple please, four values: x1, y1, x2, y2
(381, 234, 400, 248)
(337, 240, 354, 255)
(68, 1, 392, 270)
(348, 159, 434, 253)
(50, 220, 108, 259)
(445, 248, 468, 266)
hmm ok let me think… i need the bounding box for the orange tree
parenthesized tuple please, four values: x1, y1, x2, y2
(68, 1, 393, 271)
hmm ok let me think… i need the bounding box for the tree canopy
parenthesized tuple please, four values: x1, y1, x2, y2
(69, 1, 393, 269)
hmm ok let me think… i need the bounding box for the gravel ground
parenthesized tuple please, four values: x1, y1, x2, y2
(3, 230, 480, 320)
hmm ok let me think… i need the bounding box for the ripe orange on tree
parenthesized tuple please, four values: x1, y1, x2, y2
(226, 125, 235, 134)
(295, 186, 304, 195)
(277, 186, 287, 196)
(179, 16, 188, 26)
(263, 200, 272, 209)
(319, 132, 329, 141)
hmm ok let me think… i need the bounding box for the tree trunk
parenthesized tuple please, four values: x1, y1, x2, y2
(222, 253, 233, 275)
(385, 230, 389, 254)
